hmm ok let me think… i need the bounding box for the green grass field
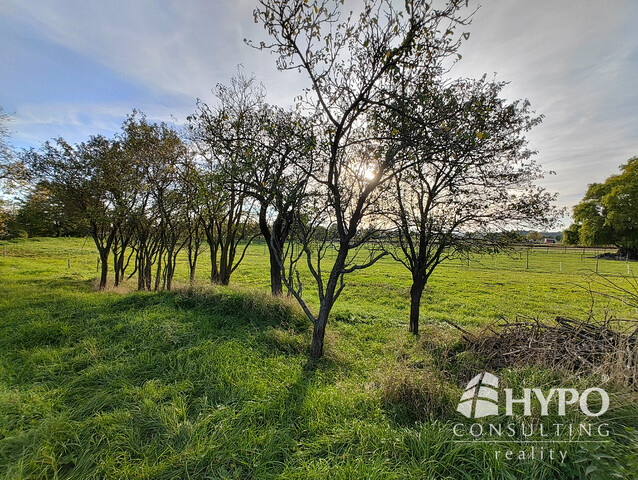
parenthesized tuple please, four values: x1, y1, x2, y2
(1, 237, 637, 479)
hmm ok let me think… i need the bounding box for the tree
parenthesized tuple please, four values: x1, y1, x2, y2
(25, 136, 125, 289)
(0, 107, 28, 192)
(565, 156, 638, 258)
(180, 157, 206, 285)
(189, 75, 264, 286)
(253, 0, 471, 357)
(250, 105, 316, 295)
(526, 231, 544, 243)
(15, 183, 86, 237)
(381, 77, 557, 335)
(195, 72, 317, 295)
(121, 112, 191, 291)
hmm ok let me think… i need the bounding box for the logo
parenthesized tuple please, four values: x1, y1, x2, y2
(453, 372, 611, 464)
(455, 371, 610, 418)
(456, 372, 499, 418)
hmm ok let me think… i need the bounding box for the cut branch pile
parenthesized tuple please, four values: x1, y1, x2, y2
(446, 315, 638, 388)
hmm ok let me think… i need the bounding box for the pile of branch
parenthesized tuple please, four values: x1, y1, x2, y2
(446, 315, 638, 388)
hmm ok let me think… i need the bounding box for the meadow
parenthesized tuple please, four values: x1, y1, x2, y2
(1, 237, 637, 479)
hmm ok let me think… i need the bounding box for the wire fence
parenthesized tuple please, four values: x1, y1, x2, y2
(446, 245, 634, 277)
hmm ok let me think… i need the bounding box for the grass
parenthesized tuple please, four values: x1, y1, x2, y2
(0, 237, 637, 479)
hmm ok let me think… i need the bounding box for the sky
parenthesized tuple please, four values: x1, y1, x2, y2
(1, 0, 637, 226)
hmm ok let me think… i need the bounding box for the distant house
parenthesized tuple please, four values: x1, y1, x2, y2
(544, 238, 555, 244)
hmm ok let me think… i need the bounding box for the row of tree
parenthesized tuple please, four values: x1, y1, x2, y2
(2, 1, 559, 357)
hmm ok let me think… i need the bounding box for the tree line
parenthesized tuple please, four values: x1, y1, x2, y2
(1, 0, 559, 358)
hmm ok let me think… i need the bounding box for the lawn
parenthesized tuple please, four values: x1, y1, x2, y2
(0, 237, 637, 479)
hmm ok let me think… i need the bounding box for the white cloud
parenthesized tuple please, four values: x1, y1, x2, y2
(448, 0, 638, 223)
(4, 0, 304, 104)
(4, 0, 637, 227)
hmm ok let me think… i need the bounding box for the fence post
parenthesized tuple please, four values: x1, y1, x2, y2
(596, 251, 599, 274)
(526, 248, 529, 269)
(68, 258, 71, 269)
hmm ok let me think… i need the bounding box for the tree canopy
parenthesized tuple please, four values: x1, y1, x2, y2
(565, 156, 638, 257)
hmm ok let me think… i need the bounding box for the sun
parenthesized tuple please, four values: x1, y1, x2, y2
(364, 168, 376, 181)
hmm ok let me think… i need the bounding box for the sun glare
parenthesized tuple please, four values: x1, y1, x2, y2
(364, 168, 376, 181)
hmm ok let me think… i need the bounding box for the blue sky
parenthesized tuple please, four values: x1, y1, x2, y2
(1, 0, 637, 225)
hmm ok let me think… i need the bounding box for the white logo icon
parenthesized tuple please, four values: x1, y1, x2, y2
(457, 372, 499, 418)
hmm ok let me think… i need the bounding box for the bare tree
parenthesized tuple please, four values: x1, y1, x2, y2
(253, 0, 471, 357)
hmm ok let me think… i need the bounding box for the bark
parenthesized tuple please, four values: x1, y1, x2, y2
(258, 204, 286, 295)
(189, 259, 197, 285)
(166, 253, 174, 291)
(269, 252, 283, 295)
(409, 280, 426, 335)
(137, 253, 145, 291)
(154, 250, 162, 291)
(98, 249, 109, 290)
(310, 311, 328, 358)
(207, 231, 219, 284)
(187, 240, 199, 285)
(308, 249, 347, 358)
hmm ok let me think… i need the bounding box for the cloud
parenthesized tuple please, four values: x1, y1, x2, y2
(3, 0, 637, 227)
(449, 0, 638, 222)
(3, 0, 304, 105)
(10, 101, 192, 150)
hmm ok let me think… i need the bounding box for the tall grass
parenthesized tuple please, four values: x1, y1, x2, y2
(1, 237, 637, 478)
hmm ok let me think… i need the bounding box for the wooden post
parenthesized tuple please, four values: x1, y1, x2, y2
(596, 251, 599, 274)
(68, 258, 71, 269)
(526, 248, 529, 269)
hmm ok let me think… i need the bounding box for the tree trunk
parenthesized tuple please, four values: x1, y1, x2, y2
(258, 205, 285, 296)
(189, 260, 197, 285)
(137, 254, 145, 291)
(209, 243, 219, 284)
(113, 250, 120, 286)
(98, 249, 109, 290)
(188, 241, 199, 285)
(269, 247, 283, 295)
(165, 252, 173, 291)
(154, 251, 162, 291)
(409, 280, 425, 335)
(112, 236, 120, 287)
(310, 311, 328, 358)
